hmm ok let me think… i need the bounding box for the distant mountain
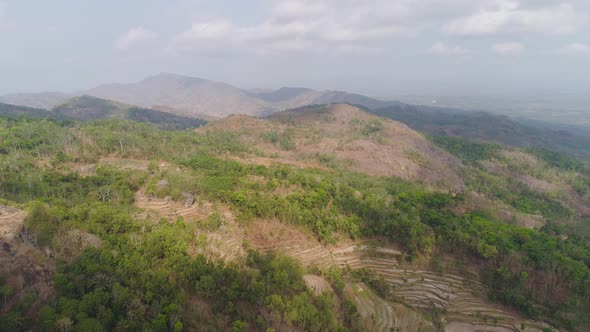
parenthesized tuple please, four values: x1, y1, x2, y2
(53, 95, 127, 120)
(53, 95, 207, 130)
(85, 73, 268, 117)
(0, 92, 71, 109)
(251, 87, 316, 102)
(0, 73, 412, 118)
(314, 91, 402, 110)
(0, 102, 56, 119)
(370, 104, 590, 159)
(0, 96, 206, 130)
(81, 73, 401, 117)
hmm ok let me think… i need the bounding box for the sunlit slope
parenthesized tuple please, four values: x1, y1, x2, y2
(201, 104, 465, 190)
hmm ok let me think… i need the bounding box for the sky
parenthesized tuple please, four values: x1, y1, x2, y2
(1, 0, 589, 97)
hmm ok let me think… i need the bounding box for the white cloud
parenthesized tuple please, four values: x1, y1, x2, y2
(444, 2, 580, 36)
(422, 42, 471, 55)
(321, 24, 404, 42)
(271, 1, 329, 19)
(116, 27, 157, 50)
(492, 42, 525, 54)
(170, 0, 412, 55)
(555, 43, 590, 55)
(239, 20, 317, 43)
(168, 1, 589, 57)
(174, 20, 233, 42)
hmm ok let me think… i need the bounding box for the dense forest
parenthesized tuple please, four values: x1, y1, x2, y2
(0, 111, 589, 331)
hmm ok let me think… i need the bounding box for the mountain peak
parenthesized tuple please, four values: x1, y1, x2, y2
(143, 72, 211, 85)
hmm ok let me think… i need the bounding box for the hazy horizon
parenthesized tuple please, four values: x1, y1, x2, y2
(1, 0, 590, 97)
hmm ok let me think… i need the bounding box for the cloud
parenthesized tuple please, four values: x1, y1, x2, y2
(492, 42, 525, 54)
(168, 0, 589, 57)
(174, 20, 233, 42)
(422, 42, 471, 55)
(444, 2, 580, 36)
(170, 0, 411, 55)
(271, 1, 329, 19)
(116, 27, 157, 50)
(555, 43, 590, 55)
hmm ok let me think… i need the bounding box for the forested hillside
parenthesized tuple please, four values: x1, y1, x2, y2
(371, 104, 590, 160)
(0, 105, 589, 331)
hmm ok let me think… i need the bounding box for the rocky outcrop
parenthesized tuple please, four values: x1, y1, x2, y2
(182, 192, 195, 207)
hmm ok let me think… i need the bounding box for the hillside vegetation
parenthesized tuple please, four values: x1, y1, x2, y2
(371, 104, 590, 159)
(0, 105, 589, 331)
(203, 104, 464, 191)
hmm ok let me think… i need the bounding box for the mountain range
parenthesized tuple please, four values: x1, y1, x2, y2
(3, 73, 590, 160)
(0, 73, 401, 117)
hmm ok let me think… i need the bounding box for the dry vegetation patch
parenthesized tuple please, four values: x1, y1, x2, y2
(198, 104, 465, 191)
(0, 206, 55, 317)
(303, 275, 333, 296)
(0, 204, 27, 240)
(99, 157, 150, 170)
(52, 229, 102, 262)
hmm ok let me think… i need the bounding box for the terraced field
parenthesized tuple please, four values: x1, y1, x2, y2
(188, 222, 245, 263)
(345, 282, 435, 332)
(134, 189, 207, 222)
(303, 274, 333, 296)
(246, 230, 550, 331)
(134, 189, 245, 262)
(386, 269, 547, 331)
(132, 189, 552, 332)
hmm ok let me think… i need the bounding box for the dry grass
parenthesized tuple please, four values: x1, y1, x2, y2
(199, 104, 465, 191)
(0, 204, 27, 240)
(303, 275, 333, 296)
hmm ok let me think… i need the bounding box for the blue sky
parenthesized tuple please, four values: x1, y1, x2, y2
(1, 0, 589, 96)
